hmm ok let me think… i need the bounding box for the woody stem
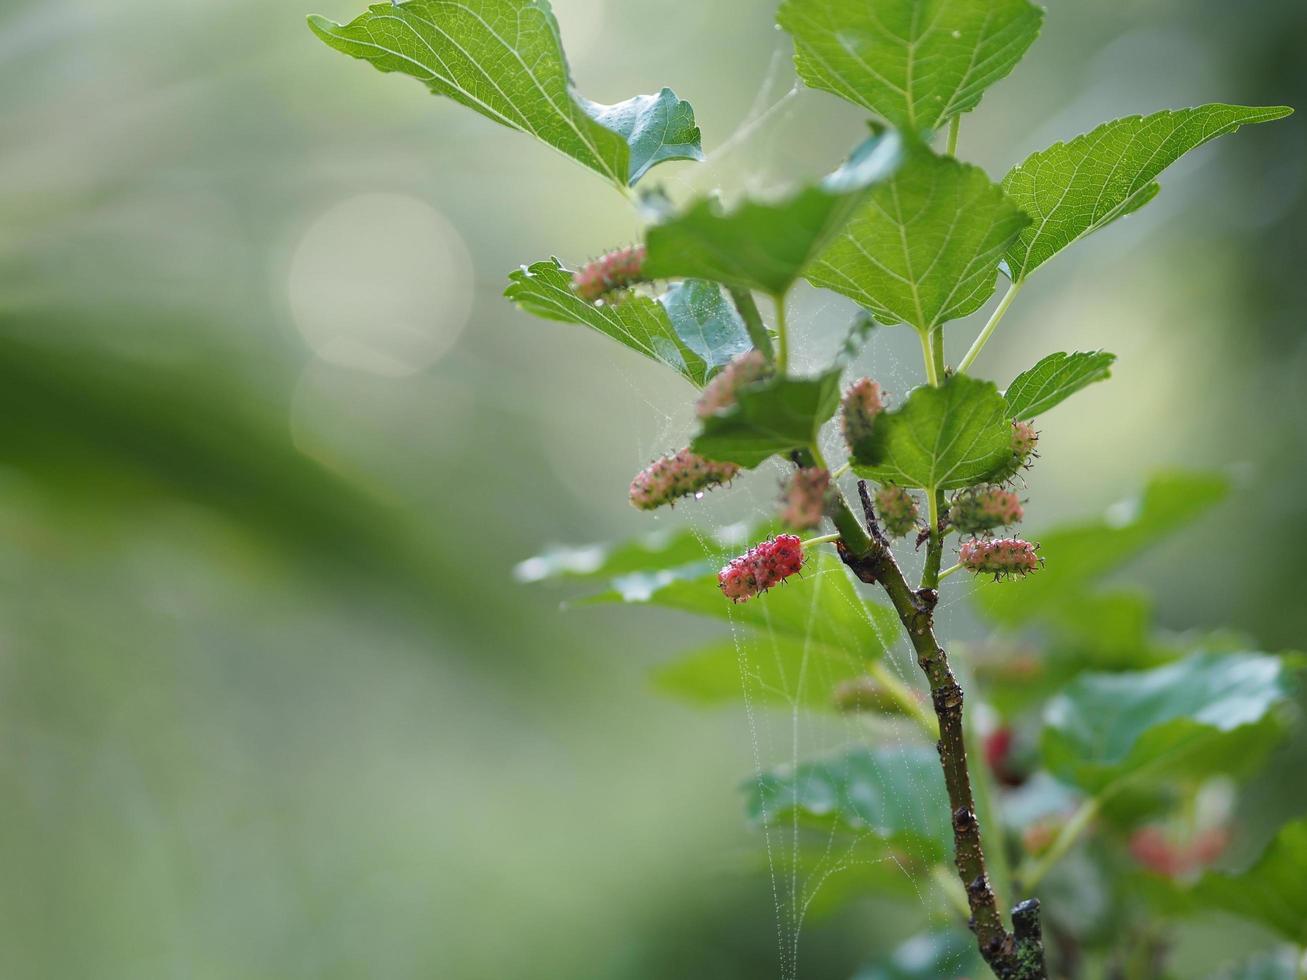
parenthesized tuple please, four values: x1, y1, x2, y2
(839, 482, 1047, 980)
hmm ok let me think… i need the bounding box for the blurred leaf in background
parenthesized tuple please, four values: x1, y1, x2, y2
(0, 0, 1304, 976)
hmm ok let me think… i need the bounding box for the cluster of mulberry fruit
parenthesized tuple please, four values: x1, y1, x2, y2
(875, 485, 919, 538)
(571, 245, 649, 303)
(718, 535, 805, 602)
(629, 449, 738, 510)
(697, 350, 771, 418)
(840, 377, 886, 451)
(780, 467, 832, 530)
(959, 537, 1041, 579)
(950, 485, 1024, 535)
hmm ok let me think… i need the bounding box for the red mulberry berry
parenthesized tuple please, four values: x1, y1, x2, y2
(875, 485, 919, 538)
(629, 449, 739, 511)
(840, 378, 887, 452)
(572, 245, 648, 302)
(779, 467, 831, 530)
(697, 349, 771, 418)
(959, 537, 1041, 579)
(950, 485, 1024, 535)
(718, 534, 804, 602)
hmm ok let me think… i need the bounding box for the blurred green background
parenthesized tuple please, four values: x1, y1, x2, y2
(1, 0, 1304, 976)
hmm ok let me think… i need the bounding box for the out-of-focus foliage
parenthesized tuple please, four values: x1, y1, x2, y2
(3, 0, 1304, 975)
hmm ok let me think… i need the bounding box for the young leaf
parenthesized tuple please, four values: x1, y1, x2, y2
(807, 146, 1030, 333)
(658, 279, 755, 375)
(1004, 350, 1116, 420)
(654, 634, 863, 710)
(745, 745, 953, 860)
(504, 258, 749, 387)
(1002, 104, 1293, 281)
(642, 131, 904, 296)
(777, 0, 1043, 132)
(1042, 652, 1294, 794)
(975, 471, 1230, 626)
(851, 374, 1011, 491)
(307, 1, 702, 188)
(581, 550, 900, 660)
(1192, 818, 1307, 946)
(691, 370, 843, 468)
(579, 88, 704, 184)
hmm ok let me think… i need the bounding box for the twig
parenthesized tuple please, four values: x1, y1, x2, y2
(838, 480, 1047, 980)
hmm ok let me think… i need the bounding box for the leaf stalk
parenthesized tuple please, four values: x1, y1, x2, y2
(959, 280, 1023, 374)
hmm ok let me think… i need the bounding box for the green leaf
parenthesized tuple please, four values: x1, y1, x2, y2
(777, 0, 1043, 132)
(975, 471, 1230, 627)
(807, 146, 1030, 333)
(583, 550, 899, 660)
(1002, 104, 1293, 281)
(579, 88, 703, 184)
(658, 279, 755, 375)
(851, 374, 1011, 491)
(853, 930, 982, 980)
(307, 1, 702, 187)
(642, 131, 904, 295)
(504, 258, 749, 387)
(653, 634, 863, 710)
(690, 369, 842, 468)
(745, 745, 952, 860)
(1192, 819, 1307, 946)
(1004, 350, 1116, 420)
(1042, 652, 1294, 794)
(513, 521, 773, 584)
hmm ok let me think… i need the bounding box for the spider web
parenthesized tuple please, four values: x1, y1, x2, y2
(580, 42, 985, 979)
(619, 239, 974, 980)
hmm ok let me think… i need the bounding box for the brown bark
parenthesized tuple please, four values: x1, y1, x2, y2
(838, 481, 1047, 980)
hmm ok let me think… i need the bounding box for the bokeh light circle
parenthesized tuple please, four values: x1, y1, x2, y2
(288, 193, 474, 376)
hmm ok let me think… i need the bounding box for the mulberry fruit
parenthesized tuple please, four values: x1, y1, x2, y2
(875, 485, 919, 538)
(718, 534, 804, 602)
(572, 245, 648, 302)
(629, 449, 739, 510)
(697, 349, 771, 418)
(959, 537, 1041, 579)
(840, 378, 887, 452)
(950, 485, 1024, 535)
(779, 467, 831, 530)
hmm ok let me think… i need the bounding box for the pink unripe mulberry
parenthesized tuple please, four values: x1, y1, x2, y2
(959, 537, 1041, 579)
(629, 449, 739, 511)
(990, 420, 1041, 483)
(950, 485, 1024, 535)
(697, 349, 771, 418)
(1011, 420, 1039, 465)
(841, 378, 887, 451)
(875, 485, 919, 538)
(572, 245, 648, 302)
(780, 467, 831, 530)
(718, 534, 804, 602)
